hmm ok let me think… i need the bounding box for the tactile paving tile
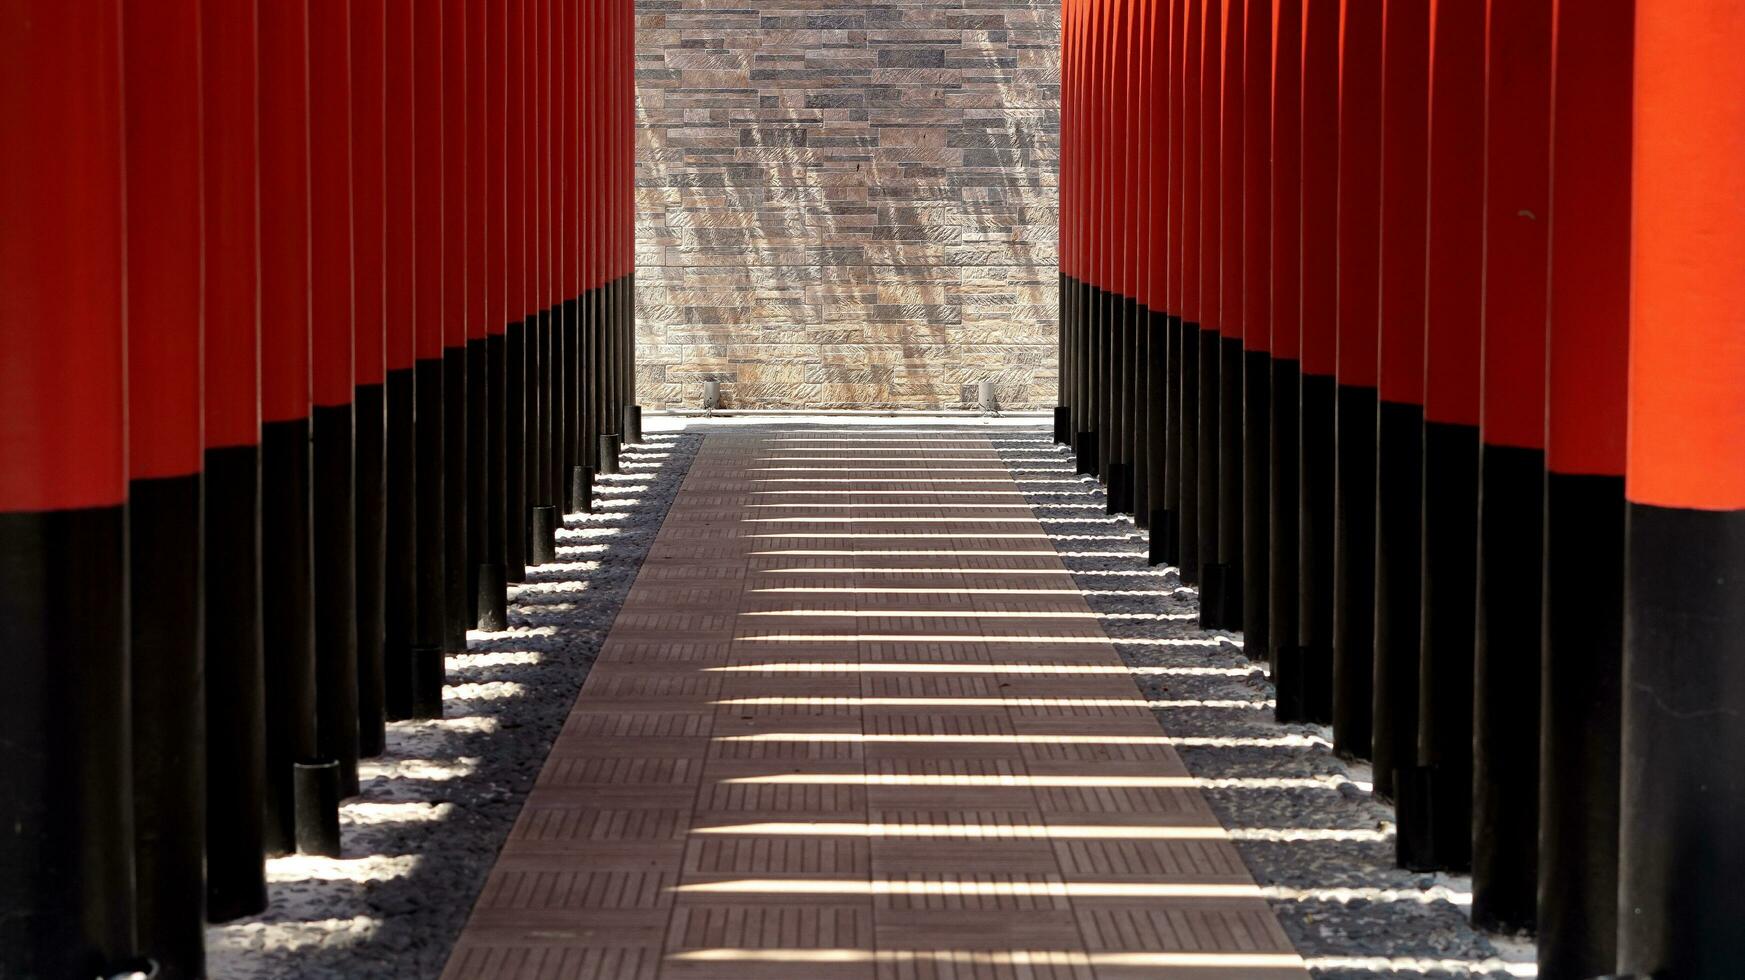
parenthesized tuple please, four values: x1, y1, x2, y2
(443, 428, 1309, 980)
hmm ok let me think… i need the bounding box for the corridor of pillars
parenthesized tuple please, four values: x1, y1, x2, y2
(1056, 1, 1744, 979)
(0, 1, 637, 978)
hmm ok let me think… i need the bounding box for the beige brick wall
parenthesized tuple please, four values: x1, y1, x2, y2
(634, 1, 1061, 410)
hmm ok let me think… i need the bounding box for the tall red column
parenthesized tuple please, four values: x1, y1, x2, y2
(1472, 0, 1553, 933)
(441, 0, 470, 656)
(1370, 0, 1430, 818)
(1238, 0, 1272, 652)
(1618, 3, 1745, 975)
(465, 0, 495, 630)
(1410, 0, 1485, 874)
(351, 0, 390, 758)
(257, 0, 320, 855)
(411, 0, 450, 716)
(0, 3, 134, 975)
(201, 0, 270, 924)
(1193, 0, 1221, 595)
(479, 0, 512, 627)
(1268, 0, 1304, 713)
(309, 0, 360, 823)
(1538, 0, 1633, 973)
(123, 1, 208, 970)
(505, 0, 529, 582)
(1207, 0, 1245, 629)
(383, 0, 422, 721)
(1175, 0, 1202, 582)
(1295, 0, 1339, 725)
(1330, 0, 1382, 758)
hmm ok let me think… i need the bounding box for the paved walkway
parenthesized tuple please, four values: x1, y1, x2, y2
(443, 426, 1310, 979)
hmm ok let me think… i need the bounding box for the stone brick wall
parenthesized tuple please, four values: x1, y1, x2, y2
(634, 1, 1061, 410)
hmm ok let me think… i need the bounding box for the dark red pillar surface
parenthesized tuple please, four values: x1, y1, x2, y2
(123, 0, 208, 970)
(0, 3, 133, 974)
(201, 0, 270, 924)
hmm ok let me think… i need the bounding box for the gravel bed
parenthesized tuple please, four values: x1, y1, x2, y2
(989, 425, 1536, 979)
(205, 429, 701, 980)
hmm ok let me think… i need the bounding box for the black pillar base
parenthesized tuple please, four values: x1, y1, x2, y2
(474, 563, 508, 632)
(202, 445, 268, 923)
(1273, 645, 1332, 724)
(1199, 563, 1231, 630)
(1106, 462, 1133, 514)
(1053, 406, 1071, 444)
(529, 506, 558, 566)
(598, 434, 621, 476)
(1401, 763, 1472, 872)
(410, 645, 445, 720)
(1148, 509, 1176, 567)
(1074, 431, 1098, 476)
(293, 759, 342, 858)
(622, 405, 643, 445)
(571, 465, 592, 515)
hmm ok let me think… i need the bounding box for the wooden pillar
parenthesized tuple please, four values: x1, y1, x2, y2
(1617, 3, 1745, 973)
(1538, 0, 1633, 972)
(0, 3, 133, 973)
(201, 0, 270, 923)
(1331, 0, 1382, 758)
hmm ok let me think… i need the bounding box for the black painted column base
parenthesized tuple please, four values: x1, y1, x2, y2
(599, 434, 621, 476)
(475, 564, 508, 632)
(1372, 400, 1423, 804)
(1616, 505, 1745, 978)
(410, 645, 445, 720)
(354, 382, 387, 760)
(1471, 442, 1546, 936)
(1149, 509, 1176, 567)
(1539, 472, 1624, 980)
(529, 506, 558, 565)
(623, 405, 642, 445)
(571, 465, 592, 515)
(1274, 645, 1333, 724)
(312, 403, 360, 801)
(1395, 764, 1468, 871)
(1106, 461, 1133, 514)
(1074, 431, 1098, 476)
(442, 346, 469, 654)
(203, 444, 269, 923)
(293, 759, 342, 857)
(1053, 406, 1071, 444)
(1332, 384, 1378, 762)
(1418, 419, 1479, 874)
(261, 415, 317, 858)
(1199, 563, 1231, 630)
(130, 473, 206, 980)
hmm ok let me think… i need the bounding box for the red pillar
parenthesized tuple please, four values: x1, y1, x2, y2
(1370, 0, 1430, 815)
(1207, 0, 1245, 629)
(123, 0, 208, 968)
(1238, 0, 1272, 651)
(1330, 0, 1382, 757)
(1471, 0, 1553, 932)
(505, 0, 529, 581)
(1411, 0, 1485, 874)
(257, 0, 319, 855)
(441, 0, 470, 655)
(309, 0, 361, 818)
(382, 0, 420, 721)
(1268, 0, 1304, 712)
(1176, 0, 1202, 581)
(0, 2, 133, 974)
(1193, 0, 1222, 593)
(1538, 0, 1633, 973)
(1618, 3, 1745, 974)
(411, 0, 450, 715)
(351, 0, 390, 758)
(201, 0, 270, 923)
(1295, 0, 1339, 724)
(479, 0, 512, 626)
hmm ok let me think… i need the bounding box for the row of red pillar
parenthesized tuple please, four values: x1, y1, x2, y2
(0, 1, 638, 977)
(1056, 1, 1744, 977)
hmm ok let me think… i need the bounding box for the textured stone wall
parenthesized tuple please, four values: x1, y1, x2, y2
(634, 1, 1061, 410)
